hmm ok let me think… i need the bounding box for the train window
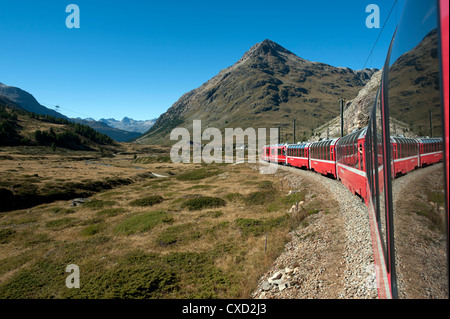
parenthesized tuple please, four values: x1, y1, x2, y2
(386, 0, 447, 298)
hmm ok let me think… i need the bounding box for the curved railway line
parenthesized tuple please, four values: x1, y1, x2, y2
(252, 164, 378, 299)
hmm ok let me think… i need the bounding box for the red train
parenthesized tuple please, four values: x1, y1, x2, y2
(417, 137, 444, 166)
(309, 138, 339, 178)
(335, 128, 368, 202)
(261, 144, 287, 164)
(286, 142, 310, 169)
(262, 0, 449, 299)
(390, 136, 420, 178)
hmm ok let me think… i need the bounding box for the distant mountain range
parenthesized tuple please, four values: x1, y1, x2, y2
(99, 117, 156, 134)
(0, 82, 155, 142)
(137, 39, 378, 145)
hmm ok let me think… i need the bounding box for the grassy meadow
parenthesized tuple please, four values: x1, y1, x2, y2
(0, 145, 330, 299)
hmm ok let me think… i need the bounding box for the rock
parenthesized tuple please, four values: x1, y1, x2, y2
(269, 271, 283, 281)
(261, 281, 272, 291)
(71, 198, 89, 207)
(279, 282, 289, 291)
(269, 279, 283, 286)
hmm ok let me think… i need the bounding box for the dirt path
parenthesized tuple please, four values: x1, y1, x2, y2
(252, 164, 378, 299)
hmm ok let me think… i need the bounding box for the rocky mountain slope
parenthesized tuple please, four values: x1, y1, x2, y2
(137, 39, 377, 145)
(311, 70, 382, 141)
(311, 28, 440, 141)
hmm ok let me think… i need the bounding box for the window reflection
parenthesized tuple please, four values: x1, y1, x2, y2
(387, 0, 447, 299)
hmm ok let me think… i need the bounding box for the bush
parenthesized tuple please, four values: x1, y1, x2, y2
(0, 228, 16, 244)
(129, 195, 164, 207)
(114, 211, 173, 235)
(235, 215, 288, 236)
(72, 265, 179, 299)
(96, 208, 125, 217)
(81, 224, 104, 236)
(156, 223, 202, 246)
(181, 196, 226, 211)
(246, 190, 276, 206)
(45, 218, 77, 230)
(175, 168, 221, 181)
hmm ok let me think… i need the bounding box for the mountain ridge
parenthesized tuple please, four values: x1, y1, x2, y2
(137, 39, 378, 145)
(0, 82, 146, 142)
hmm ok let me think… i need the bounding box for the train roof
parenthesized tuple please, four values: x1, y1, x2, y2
(263, 143, 288, 148)
(286, 142, 311, 149)
(415, 137, 443, 143)
(390, 136, 418, 142)
(310, 137, 340, 146)
(335, 127, 367, 145)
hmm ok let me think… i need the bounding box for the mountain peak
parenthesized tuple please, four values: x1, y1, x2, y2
(232, 39, 297, 70)
(247, 39, 293, 57)
(138, 38, 377, 145)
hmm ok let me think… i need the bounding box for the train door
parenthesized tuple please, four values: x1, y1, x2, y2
(358, 142, 364, 171)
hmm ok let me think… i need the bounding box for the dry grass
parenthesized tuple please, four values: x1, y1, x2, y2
(0, 146, 331, 299)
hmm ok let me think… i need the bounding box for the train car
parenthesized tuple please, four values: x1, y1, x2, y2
(261, 145, 270, 162)
(286, 142, 310, 169)
(416, 137, 444, 166)
(390, 136, 420, 177)
(335, 128, 368, 202)
(308, 138, 339, 178)
(262, 144, 287, 164)
(364, 0, 449, 299)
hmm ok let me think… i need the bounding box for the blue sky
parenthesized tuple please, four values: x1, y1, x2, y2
(0, 0, 405, 121)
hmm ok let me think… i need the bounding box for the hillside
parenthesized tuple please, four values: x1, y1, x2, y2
(72, 118, 142, 142)
(0, 82, 143, 142)
(387, 28, 441, 137)
(311, 28, 440, 141)
(0, 82, 67, 119)
(311, 70, 382, 141)
(137, 39, 377, 145)
(0, 103, 116, 152)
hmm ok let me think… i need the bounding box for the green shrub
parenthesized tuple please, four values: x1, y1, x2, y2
(73, 265, 179, 299)
(81, 224, 104, 236)
(258, 181, 274, 189)
(45, 217, 77, 230)
(156, 223, 202, 246)
(246, 190, 276, 206)
(235, 218, 265, 236)
(129, 195, 164, 207)
(96, 208, 125, 217)
(0, 228, 16, 244)
(181, 196, 226, 211)
(235, 215, 288, 236)
(224, 192, 243, 202)
(114, 211, 173, 235)
(175, 168, 221, 181)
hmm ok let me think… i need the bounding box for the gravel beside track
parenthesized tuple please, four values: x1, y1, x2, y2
(252, 164, 378, 299)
